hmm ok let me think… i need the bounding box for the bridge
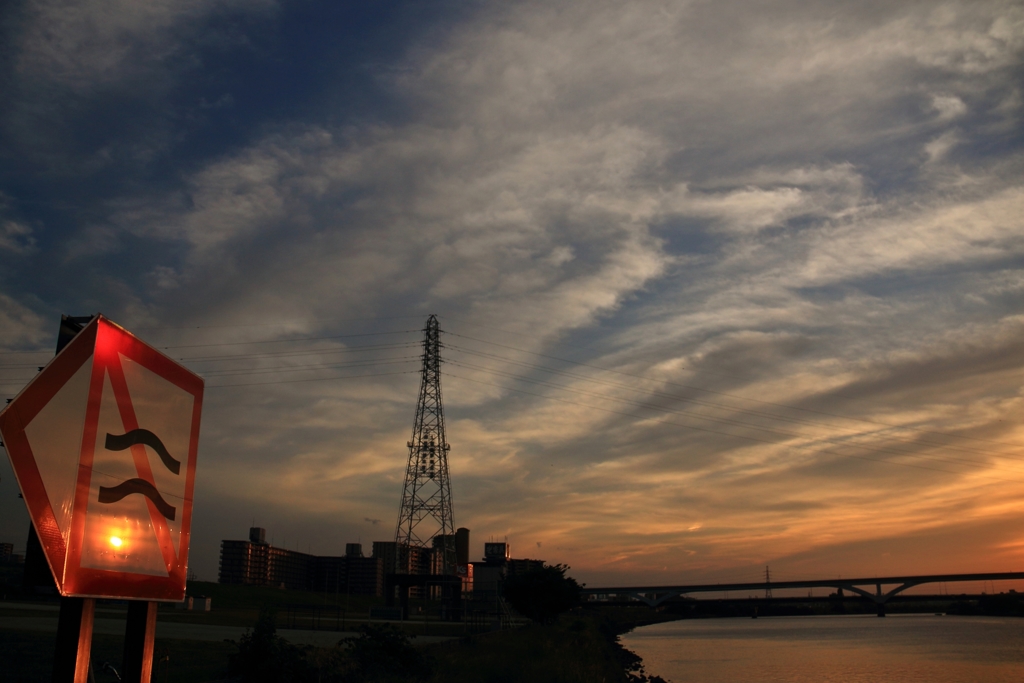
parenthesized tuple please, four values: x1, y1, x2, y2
(582, 572, 1024, 616)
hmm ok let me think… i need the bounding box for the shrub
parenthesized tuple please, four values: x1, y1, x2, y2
(230, 608, 312, 682)
(339, 623, 432, 682)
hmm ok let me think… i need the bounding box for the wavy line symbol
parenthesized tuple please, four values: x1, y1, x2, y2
(98, 429, 180, 520)
(98, 478, 177, 521)
(105, 429, 180, 475)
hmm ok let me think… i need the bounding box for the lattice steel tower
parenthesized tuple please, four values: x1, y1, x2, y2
(395, 315, 455, 572)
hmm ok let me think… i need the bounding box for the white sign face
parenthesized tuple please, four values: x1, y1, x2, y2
(22, 356, 93, 553)
(0, 316, 204, 600)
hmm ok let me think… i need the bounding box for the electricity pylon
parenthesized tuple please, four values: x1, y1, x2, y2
(394, 315, 455, 573)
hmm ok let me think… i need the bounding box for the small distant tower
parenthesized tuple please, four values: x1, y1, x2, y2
(394, 315, 456, 573)
(764, 565, 772, 599)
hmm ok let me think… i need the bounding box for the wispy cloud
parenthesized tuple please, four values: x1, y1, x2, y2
(14, 0, 277, 91)
(1, 0, 1022, 585)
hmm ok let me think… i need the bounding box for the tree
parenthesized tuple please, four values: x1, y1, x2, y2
(502, 563, 582, 623)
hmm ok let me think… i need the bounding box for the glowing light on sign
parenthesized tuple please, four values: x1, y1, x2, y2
(110, 536, 123, 548)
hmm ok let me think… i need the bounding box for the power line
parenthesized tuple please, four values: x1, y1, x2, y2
(158, 328, 421, 350)
(443, 343, 1009, 462)
(197, 356, 419, 378)
(1, 343, 422, 387)
(446, 358, 798, 440)
(444, 330, 1020, 450)
(442, 358, 1024, 474)
(443, 315, 753, 381)
(0, 327, 424, 357)
(177, 341, 420, 363)
(3, 321, 1020, 470)
(440, 370, 1024, 483)
(205, 368, 420, 388)
(126, 314, 427, 332)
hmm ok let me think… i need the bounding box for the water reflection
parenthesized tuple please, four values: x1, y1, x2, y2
(620, 614, 1024, 683)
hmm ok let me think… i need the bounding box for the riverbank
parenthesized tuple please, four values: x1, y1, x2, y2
(7, 594, 1020, 681)
(426, 607, 672, 683)
(4, 610, 671, 679)
(1, 608, 670, 682)
(211, 604, 677, 682)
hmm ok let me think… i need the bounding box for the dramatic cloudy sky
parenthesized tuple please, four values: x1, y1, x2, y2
(2, 0, 1023, 589)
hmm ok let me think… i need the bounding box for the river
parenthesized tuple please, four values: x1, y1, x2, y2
(619, 614, 1024, 683)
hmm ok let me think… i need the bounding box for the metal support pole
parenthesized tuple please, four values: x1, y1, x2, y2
(122, 601, 158, 683)
(52, 597, 95, 683)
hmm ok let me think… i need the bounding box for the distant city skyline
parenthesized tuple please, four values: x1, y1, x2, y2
(1, 1, 1023, 590)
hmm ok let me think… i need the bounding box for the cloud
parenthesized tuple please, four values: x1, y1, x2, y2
(135, 1, 1024, 580)
(0, 294, 48, 349)
(790, 185, 1024, 286)
(14, 0, 276, 91)
(924, 131, 961, 163)
(1, 0, 1023, 585)
(0, 220, 35, 253)
(931, 94, 969, 121)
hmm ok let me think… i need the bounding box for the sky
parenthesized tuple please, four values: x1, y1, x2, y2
(1, 0, 1023, 591)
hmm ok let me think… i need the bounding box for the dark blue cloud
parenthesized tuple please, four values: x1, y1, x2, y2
(0, 1, 483, 318)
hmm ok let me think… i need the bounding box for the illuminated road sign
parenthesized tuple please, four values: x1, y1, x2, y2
(0, 315, 204, 600)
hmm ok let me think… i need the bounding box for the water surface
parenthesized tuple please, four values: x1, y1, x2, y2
(620, 614, 1024, 683)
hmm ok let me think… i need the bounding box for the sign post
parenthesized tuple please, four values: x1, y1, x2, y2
(122, 600, 159, 680)
(0, 314, 204, 682)
(51, 597, 95, 682)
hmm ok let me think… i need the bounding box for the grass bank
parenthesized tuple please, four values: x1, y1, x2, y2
(222, 604, 672, 682)
(426, 608, 671, 683)
(0, 628, 235, 682)
(1, 587, 673, 682)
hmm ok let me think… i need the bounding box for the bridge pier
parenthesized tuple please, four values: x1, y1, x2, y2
(876, 583, 885, 617)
